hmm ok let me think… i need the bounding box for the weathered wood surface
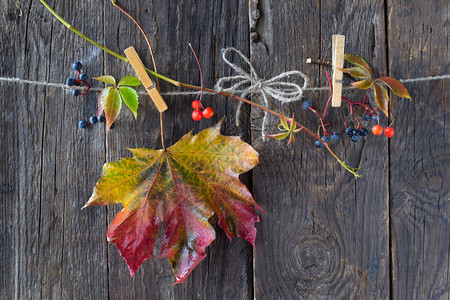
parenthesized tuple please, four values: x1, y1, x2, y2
(0, 1, 448, 299)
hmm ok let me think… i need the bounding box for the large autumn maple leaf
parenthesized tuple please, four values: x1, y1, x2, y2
(84, 120, 261, 283)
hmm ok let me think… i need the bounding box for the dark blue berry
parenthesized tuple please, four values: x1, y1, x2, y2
(321, 135, 330, 143)
(345, 127, 354, 137)
(78, 120, 87, 129)
(352, 129, 358, 136)
(73, 61, 82, 71)
(364, 114, 371, 121)
(110, 123, 116, 129)
(372, 115, 379, 122)
(359, 128, 369, 136)
(315, 140, 324, 148)
(351, 135, 361, 142)
(302, 100, 312, 111)
(72, 89, 80, 97)
(89, 116, 98, 124)
(66, 77, 75, 86)
(331, 132, 340, 141)
(80, 73, 87, 81)
(98, 115, 106, 123)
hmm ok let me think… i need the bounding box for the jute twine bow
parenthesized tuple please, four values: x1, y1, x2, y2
(214, 47, 308, 139)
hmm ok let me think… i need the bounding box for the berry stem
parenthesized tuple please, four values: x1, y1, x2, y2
(188, 44, 204, 104)
(110, 0, 160, 92)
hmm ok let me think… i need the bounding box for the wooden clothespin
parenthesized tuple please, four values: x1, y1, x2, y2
(331, 35, 345, 107)
(124, 46, 168, 112)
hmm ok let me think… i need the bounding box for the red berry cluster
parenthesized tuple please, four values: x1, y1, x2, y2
(372, 125, 395, 137)
(191, 100, 214, 121)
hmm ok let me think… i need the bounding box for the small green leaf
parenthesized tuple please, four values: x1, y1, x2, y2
(93, 75, 117, 86)
(351, 79, 373, 90)
(339, 67, 368, 79)
(279, 112, 289, 130)
(97, 87, 113, 116)
(375, 77, 411, 99)
(289, 113, 297, 132)
(373, 82, 389, 117)
(118, 76, 141, 87)
(118, 86, 139, 119)
(286, 133, 295, 146)
(344, 54, 373, 79)
(265, 132, 290, 140)
(104, 88, 122, 131)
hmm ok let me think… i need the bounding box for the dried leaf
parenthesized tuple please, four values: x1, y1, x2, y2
(85, 120, 261, 283)
(373, 82, 389, 117)
(93, 75, 117, 86)
(375, 77, 411, 99)
(351, 79, 373, 90)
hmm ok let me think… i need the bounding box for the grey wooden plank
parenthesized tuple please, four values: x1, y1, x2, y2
(0, 0, 110, 299)
(387, 0, 450, 298)
(251, 1, 390, 298)
(36, 1, 109, 299)
(99, 1, 252, 299)
(0, 2, 41, 299)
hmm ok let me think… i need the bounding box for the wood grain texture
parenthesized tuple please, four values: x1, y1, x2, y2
(1, 0, 449, 299)
(251, 0, 390, 299)
(387, 0, 450, 298)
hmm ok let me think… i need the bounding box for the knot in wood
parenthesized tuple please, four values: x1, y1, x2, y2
(295, 238, 332, 280)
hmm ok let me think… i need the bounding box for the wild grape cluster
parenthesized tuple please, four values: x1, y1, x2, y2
(65, 61, 112, 129)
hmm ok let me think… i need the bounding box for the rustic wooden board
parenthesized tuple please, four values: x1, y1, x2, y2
(1, 0, 449, 299)
(387, 0, 450, 298)
(251, 0, 391, 298)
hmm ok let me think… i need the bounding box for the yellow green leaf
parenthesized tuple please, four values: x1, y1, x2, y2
(351, 79, 373, 90)
(93, 75, 116, 86)
(289, 113, 297, 132)
(344, 54, 373, 80)
(118, 76, 141, 87)
(339, 67, 368, 79)
(85, 120, 261, 283)
(279, 112, 289, 130)
(118, 86, 139, 119)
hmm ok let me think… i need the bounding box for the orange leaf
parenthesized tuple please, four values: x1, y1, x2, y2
(375, 77, 411, 99)
(373, 82, 389, 117)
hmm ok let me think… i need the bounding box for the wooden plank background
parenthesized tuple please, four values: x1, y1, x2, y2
(0, 0, 448, 299)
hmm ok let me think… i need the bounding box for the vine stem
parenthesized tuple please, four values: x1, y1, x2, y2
(39, 0, 360, 177)
(110, 0, 165, 149)
(110, 0, 160, 91)
(39, 0, 179, 87)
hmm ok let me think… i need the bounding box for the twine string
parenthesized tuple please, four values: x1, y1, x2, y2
(214, 47, 308, 139)
(1, 63, 448, 138)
